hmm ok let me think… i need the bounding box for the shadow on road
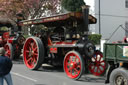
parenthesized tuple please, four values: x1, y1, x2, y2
(12, 57, 24, 64)
(37, 65, 106, 84)
(12, 57, 64, 72)
(38, 65, 64, 73)
(78, 74, 106, 83)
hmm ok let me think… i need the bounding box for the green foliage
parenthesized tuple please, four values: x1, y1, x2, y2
(61, 0, 86, 12)
(88, 34, 102, 45)
(30, 25, 47, 35)
(23, 35, 30, 38)
(0, 26, 9, 31)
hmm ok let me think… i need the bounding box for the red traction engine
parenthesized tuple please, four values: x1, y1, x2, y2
(0, 19, 25, 60)
(4, 32, 25, 60)
(19, 6, 106, 80)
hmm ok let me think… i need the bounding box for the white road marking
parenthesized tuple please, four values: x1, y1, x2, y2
(11, 72, 37, 82)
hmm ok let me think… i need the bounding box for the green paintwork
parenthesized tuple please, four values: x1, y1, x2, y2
(103, 43, 128, 63)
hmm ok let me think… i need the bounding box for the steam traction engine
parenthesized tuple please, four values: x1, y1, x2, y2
(0, 19, 25, 60)
(19, 6, 106, 79)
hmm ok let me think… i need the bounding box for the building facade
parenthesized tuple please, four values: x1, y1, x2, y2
(95, 0, 128, 42)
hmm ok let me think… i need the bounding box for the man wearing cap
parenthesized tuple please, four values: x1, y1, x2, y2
(0, 47, 13, 85)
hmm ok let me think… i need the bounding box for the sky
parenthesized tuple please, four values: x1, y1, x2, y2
(84, 0, 94, 6)
(84, 0, 95, 33)
(84, 0, 95, 14)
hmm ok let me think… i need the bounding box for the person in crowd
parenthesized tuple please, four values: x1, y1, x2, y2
(124, 36, 128, 43)
(0, 47, 13, 85)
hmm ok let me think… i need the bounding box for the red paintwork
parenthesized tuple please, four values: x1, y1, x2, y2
(48, 37, 52, 46)
(0, 38, 2, 41)
(3, 32, 9, 39)
(0, 37, 2, 44)
(23, 38, 38, 69)
(2, 32, 9, 43)
(48, 37, 76, 46)
(50, 47, 57, 53)
(4, 44, 11, 58)
(64, 52, 82, 79)
(54, 41, 76, 45)
(88, 51, 106, 76)
(48, 36, 76, 46)
(8, 37, 14, 44)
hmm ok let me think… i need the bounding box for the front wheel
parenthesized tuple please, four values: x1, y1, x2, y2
(64, 51, 85, 80)
(110, 68, 128, 85)
(23, 37, 44, 70)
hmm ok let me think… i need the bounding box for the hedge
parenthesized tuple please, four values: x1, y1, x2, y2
(88, 34, 102, 45)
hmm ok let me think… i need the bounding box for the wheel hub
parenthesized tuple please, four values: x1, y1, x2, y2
(96, 62, 100, 66)
(70, 63, 77, 69)
(29, 48, 35, 57)
(29, 50, 32, 56)
(88, 47, 93, 52)
(116, 76, 127, 85)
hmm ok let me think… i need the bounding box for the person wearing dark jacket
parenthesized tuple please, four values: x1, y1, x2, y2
(0, 47, 13, 85)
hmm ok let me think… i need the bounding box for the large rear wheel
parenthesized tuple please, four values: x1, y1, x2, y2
(23, 37, 44, 70)
(4, 43, 14, 60)
(64, 51, 85, 80)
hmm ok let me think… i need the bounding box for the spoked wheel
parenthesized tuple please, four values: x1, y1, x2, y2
(64, 51, 85, 80)
(4, 43, 13, 59)
(110, 68, 128, 85)
(23, 37, 44, 70)
(88, 50, 106, 76)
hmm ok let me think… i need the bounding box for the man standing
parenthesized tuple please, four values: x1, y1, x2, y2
(0, 47, 13, 85)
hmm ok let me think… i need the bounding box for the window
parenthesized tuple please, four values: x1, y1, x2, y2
(125, 0, 128, 8)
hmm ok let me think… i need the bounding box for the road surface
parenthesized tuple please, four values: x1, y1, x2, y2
(4, 60, 109, 85)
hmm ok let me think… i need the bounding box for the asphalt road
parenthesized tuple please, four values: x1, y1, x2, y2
(4, 60, 109, 85)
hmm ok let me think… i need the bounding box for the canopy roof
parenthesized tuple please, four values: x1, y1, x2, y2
(19, 12, 97, 27)
(0, 18, 13, 27)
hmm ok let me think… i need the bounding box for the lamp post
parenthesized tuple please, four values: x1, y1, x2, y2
(99, 0, 101, 34)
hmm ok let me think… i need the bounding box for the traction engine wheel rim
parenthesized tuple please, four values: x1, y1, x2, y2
(64, 51, 84, 80)
(4, 43, 13, 59)
(89, 51, 106, 76)
(23, 37, 44, 70)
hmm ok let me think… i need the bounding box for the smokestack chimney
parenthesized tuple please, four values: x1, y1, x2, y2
(16, 13, 24, 31)
(82, 5, 90, 34)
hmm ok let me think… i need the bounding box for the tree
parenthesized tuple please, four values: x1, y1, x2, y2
(0, 0, 61, 35)
(61, 0, 86, 12)
(0, 0, 61, 22)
